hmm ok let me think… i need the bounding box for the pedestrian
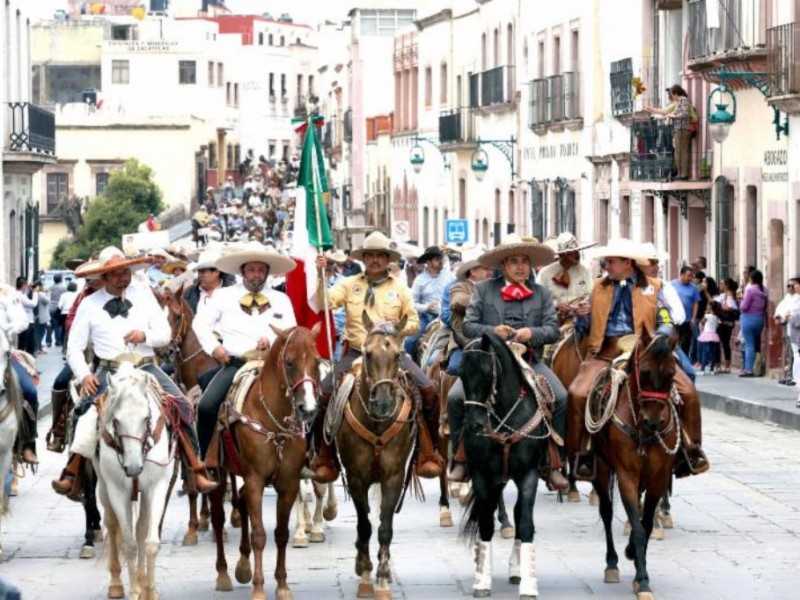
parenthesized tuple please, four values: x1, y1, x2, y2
(773, 277, 800, 384)
(48, 273, 66, 347)
(35, 280, 50, 354)
(697, 301, 721, 375)
(57, 281, 78, 335)
(671, 266, 700, 356)
(645, 84, 694, 180)
(15, 277, 37, 355)
(715, 278, 739, 373)
(739, 269, 768, 377)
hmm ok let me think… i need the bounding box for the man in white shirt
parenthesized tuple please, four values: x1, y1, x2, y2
(537, 232, 595, 324)
(192, 244, 297, 460)
(52, 247, 217, 496)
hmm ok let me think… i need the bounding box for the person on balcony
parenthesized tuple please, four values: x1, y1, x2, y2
(645, 84, 693, 181)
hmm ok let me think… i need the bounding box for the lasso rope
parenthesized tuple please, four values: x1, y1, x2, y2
(585, 367, 627, 435)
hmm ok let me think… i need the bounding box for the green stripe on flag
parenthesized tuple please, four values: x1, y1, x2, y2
(298, 117, 334, 250)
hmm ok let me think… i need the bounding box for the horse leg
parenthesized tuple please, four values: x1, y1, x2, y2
(198, 493, 210, 532)
(470, 475, 500, 598)
(497, 494, 515, 539)
(103, 506, 125, 599)
(183, 488, 200, 546)
(512, 471, 539, 599)
(292, 480, 310, 548)
(619, 472, 650, 596)
(349, 478, 374, 598)
(273, 477, 301, 600)
(235, 484, 253, 586)
(309, 481, 326, 543)
(240, 476, 267, 600)
(209, 480, 233, 591)
(594, 462, 619, 584)
(229, 473, 242, 528)
(438, 433, 453, 528)
(135, 502, 149, 595)
(658, 476, 674, 529)
(81, 466, 102, 559)
(322, 482, 338, 521)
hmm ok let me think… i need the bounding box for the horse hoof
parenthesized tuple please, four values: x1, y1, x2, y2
(589, 490, 600, 506)
(275, 588, 293, 600)
(309, 530, 325, 543)
(323, 505, 338, 521)
(216, 574, 233, 592)
(439, 508, 454, 528)
(604, 568, 620, 583)
(230, 509, 242, 528)
(292, 535, 309, 548)
(472, 590, 491, 598)
(637, 592, 655, 600)
(449, 482, 461, 499)
(357, 581, 375, 598)
(108, 584, 125, 599)
(566, 490, 581, 503)
(374, 588, 392, 600)
(651, 521, 665, 541)
(198, 517, 209, 532)
(659, 514, 674, 529)
(235, 557, 252, 584)
(80, 545, 95, 559)
(632, 580, 640, 593)
(500, 526, 515, 539)
(183, 532, 198, 546)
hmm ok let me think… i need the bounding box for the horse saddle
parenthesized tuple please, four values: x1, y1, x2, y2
(505, 342, 561, 445)
(610, 334, 639, 369)
(226, 358, 265, 414)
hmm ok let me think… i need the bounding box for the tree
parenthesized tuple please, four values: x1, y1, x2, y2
(51, 159, 164, 267)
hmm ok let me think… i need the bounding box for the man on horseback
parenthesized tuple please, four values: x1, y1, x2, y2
(461, 234, 570, 491)
(311, 231, 444, 483)
(567, 238, 708, 480)
(52, 247, 218, 496)
(182, 248, 236, 316)
(537, 232, 596, 326)
(405, 245, 453, 361)
(192, 243, 297, 464)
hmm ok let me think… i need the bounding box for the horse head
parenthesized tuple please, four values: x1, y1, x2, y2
(360, 310, 408, 420)
(162, 283, 188, 341)
(632, 328, 678, 434)
(270, 323, 322, 424)
(103, 363, 159, 478)
(459, 334, 499, 434)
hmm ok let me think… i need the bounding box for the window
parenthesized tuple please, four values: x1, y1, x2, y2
(308, 74, 315, 97)
(234, 144, 241, 167)
(280, 36, 285, 46)
(226, 144, 233, 170)
(440, 63, 447, 104)
(425, 66, 432, 106)
(620, 194, 630, 238)
(530, 184, 543, 241)
(269, 73, 275, 97)
(217, 62, 224, 88)
(95, 172, 109, 196)
(282, 141, 289, 161)
(112, 60, 129, 84)
(359, 9, 415, 37)
(226, 82, 231, 105)
(234, 83, 239, 106)
(538, 39, 545, 78)
(208, 142, 217, 168)
(179, 60, 197, 84)
(46, 173, 68, 214)
(280, 73, 287, 97)
(268, 34, 274, 45)
(258, 32, 264, 45)
(553, 36, 561, 74)
(208, 61, 214, 86)
(571, 29, 580, 73)
(268, 141, 276, 159)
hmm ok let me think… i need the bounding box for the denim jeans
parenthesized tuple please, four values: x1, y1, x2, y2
(699, 341, 718, 370)
(740, 314, 764, 373)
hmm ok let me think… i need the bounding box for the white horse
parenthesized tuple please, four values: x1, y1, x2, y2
(0, 330, 19, 563)
(292, 479, 338, 547)
(94, 363, 174, 600)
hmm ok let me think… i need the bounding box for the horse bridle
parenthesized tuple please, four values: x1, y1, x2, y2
(277, 328, 318, 400)
(632, 335, 673, 409)
(359, 324, 406, 421)
(462, 339, 498, 408)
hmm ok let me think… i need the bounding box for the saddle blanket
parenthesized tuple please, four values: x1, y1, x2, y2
(229, 360, 265, 413)
(71, 404, 98, 458)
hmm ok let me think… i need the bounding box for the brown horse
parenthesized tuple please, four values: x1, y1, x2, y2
(209, 324, 321, 600)
(336, 314, 416, 600)
(587, 330, 680, 600)
(426, 354, 457, 528)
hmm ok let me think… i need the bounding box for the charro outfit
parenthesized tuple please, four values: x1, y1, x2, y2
(405, 246, 453, 359)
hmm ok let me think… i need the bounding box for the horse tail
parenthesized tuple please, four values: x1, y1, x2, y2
(458, 487, 479, 546)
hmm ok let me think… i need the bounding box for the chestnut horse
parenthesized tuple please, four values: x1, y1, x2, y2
(336, 315, 416, 600)
(209, 324, 321, 600)
(586, 330, 680, 600)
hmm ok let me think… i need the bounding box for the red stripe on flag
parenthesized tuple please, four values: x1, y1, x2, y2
(285, 258, 335, 360)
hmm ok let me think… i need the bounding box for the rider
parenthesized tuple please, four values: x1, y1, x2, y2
(182, 248, 236, 316)
(462, 234, 570, 491)
(192, 243, 297, 462)
(568, 238, 708, 480)
(0, 285, 40, 465)
(405, 245, 453, 361)
(52, 247, 218, 496)
(537, 232, 596, 326)
(311, 231, 443, 483)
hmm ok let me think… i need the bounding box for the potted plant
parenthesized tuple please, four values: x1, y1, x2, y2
(699, 157, 711, 179)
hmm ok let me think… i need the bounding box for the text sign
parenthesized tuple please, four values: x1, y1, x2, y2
(445, 219, 469, 244)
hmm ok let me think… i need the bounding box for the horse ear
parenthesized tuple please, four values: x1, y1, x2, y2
(361, 310, 374, 331)
(481, 332, 492, 350)
(270, 324, 287, 338)
(310, 321, 322, 340)
(667, 330, 679, 350)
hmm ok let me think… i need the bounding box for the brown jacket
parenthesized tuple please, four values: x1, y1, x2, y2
(587, 276, 661, 354)
(448, 279, 476, 351)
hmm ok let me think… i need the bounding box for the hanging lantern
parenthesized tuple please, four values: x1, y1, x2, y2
(90, 3, 105, 15)
(132, 6, 146, 20)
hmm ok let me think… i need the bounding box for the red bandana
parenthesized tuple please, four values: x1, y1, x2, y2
(500, 283, 533, 302)
(552, 269, 571, 288)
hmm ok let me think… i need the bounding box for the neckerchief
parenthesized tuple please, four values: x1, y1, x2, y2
(103, 296, 132, 319)
(364, 275, 389, 307)
(500, 282, 533, 302)
(240, 291, 270, 315)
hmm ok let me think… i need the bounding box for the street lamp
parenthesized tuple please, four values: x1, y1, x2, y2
(471, 147, 489, 181)
(408, 136, 449, 173)
(471, 136, 516, 182)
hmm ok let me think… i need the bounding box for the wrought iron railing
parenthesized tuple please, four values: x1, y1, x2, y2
(343, 108, 352, 143)
(629, 118, 712, 182)
(562, 71, 581, 120)
(768, 22, 800, 96)
(5, 102, 56, 155)
(610, 58, 633, 116)
(480, 65, 515, 106)
(547, 75, 564, 121)
(439, 107, 475, 144)
(529, 73, 581, 127)
(528, 79, 547, 127)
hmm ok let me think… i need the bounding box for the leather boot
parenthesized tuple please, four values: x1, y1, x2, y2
(546, 438, 569, 491)
(675, 375, 709, 477)
(311, 391, 339, 483)
(448, 437, 468, 482)
(21, 409, 39, 464)
(417, 385, 444, 479)
(176, 425, 219, 494)
(52, 453, 84, 496)
(47, 388, 70, 453)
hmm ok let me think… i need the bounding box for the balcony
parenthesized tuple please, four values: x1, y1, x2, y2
(528, 72, 582, 134)
(438, 107, 476, 149)
(294, 95, 309, 119)
(610, 58, 634, 119)
(3, 102, 57, 169)
(629, 118, 713, 185)
(469, 65, 516, 112)
(767, 22, 800, 114)
(687, 0, 768, 73)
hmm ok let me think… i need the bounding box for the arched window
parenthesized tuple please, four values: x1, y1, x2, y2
(268, 34, 274, 45)
(280, 36, 285, 46)
(508, 190, 515, 232)
(714, 176, 734, 280)
(258, 32, 264, 45)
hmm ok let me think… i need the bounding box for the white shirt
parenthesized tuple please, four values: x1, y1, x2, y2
(701, 313, 719, 334)
(661, 280, 686, 325)
(16, 290, 38, 324)
(67, 284, 171, 382)
(537, 261, 594, 304)
(0, 290, 30, 336)
(58, 291, 78, 314)
(193, 283, 297, 359)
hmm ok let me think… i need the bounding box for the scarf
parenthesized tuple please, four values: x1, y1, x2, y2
(240, 291, 270, 315)
(500, 282, 533, 302)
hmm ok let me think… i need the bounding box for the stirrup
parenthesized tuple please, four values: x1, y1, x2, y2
(573, 452, 596, 481)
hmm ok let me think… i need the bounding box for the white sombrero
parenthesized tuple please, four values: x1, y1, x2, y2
(479, 234, 555, 270)
(214, 242, 296, 276)
(640, 242, 670, 264)
(194, 248, 223, 271)
(455, 245, 488, 281)
(553, 232, 597, 254)
(592, 238, 650, 267)
(349, 231, 401, 263)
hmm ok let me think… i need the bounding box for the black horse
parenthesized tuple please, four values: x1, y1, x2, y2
(459, 332, 549, 599)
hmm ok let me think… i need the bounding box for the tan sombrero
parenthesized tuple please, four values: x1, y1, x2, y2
(455, 245, 488, 281)
(161, 260, 188, 275)
(553, 232, 597, 254)
(479, 234, 555, 270)
(349, 231, 401, 263)
(75, 246, 153, 279)
(324, 249, 348, 264)
(214, 242, 296, 276)
(592, 238, 650, 267)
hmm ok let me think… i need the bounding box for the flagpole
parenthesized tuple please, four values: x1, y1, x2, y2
(308, 118, 337, 399)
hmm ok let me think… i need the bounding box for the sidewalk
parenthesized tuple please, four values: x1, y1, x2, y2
(32, 344, 68, 418)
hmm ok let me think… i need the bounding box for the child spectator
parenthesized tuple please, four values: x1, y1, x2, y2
(697, 301, 721, 374)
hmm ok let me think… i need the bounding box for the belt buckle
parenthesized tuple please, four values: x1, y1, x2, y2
(114, 351, 145, 368)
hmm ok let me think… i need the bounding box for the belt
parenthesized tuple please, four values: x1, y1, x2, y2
(97, 356, 155, 370)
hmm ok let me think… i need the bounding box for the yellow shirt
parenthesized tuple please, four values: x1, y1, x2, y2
(321, 273, 419, 351)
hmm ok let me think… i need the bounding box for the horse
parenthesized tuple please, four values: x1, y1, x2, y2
(209, 324, 321, 600)
(459, 332, 551, 599)
(335, 314, 417, 600)
(291, 479, 338, 548)
(159, 285, 241, 544)
(586, 330, 680, 600)
(0, 330, 20, 563)
(94, 363, 176, 600)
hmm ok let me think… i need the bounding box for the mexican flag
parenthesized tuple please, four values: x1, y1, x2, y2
(286, 116, 336, 359)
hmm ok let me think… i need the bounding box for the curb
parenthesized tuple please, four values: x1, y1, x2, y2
(699, 390, 800, 431)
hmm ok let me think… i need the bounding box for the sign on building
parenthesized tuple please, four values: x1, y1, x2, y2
(392, 220, 410, 242)
(445, 219, 468, 244)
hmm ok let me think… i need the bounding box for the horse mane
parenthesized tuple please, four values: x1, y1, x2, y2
(481, 332, 532, 400)
(645, 334, 673, 360)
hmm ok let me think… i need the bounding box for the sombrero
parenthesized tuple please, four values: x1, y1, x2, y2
(74, 246, 153, 279)
(324, 249, 348, 264)
(214, 242, 296, 276)
(455, 245, 488, 281)
(591, 238, 650, 267)
(65, 258, 86, 271)
(349, 231, 401, 263)
(161, 260, 188, 275)
(194, 249, 223, 271)
(553, 232, 597, 254)
(479, 234, 555, 270)
(417, 245, 445, 264)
